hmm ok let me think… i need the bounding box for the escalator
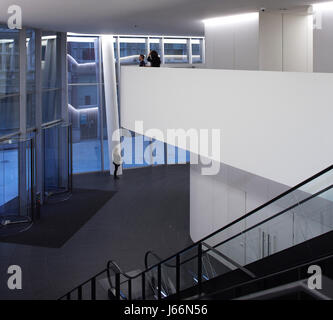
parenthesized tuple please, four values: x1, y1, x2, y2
(59, 164, 333, 300)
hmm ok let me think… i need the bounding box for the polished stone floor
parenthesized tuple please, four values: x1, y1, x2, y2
(0, 164, 191, 300)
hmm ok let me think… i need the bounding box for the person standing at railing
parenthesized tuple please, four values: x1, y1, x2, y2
(139, 54, 146, 67)
(147, 50, 161, 67)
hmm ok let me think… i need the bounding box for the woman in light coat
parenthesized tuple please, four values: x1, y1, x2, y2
(112, 146, 123, 180)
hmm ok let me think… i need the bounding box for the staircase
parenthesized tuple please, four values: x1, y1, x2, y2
(59, 165, 333, 300)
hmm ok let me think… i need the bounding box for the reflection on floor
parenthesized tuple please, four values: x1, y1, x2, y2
(0, 164, 191, 300)
(1, 138, 190, 208)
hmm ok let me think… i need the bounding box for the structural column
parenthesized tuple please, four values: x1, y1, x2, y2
(101, 35, 122, 176)
(19, 27, 27, 215)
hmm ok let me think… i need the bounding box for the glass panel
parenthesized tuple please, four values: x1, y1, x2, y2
(192, 39, 202, 64)
(0, 95, 20, 136)
(0, 139, 18, 210)
(120, 37, 146, 65)
(179, 246, 199, 291)
(149, 38, 161, 54)
(67, 36, 99, 84)
(201, 168, 333, 274)
(42, 89, 61, 124)
(164, 38, 188, 64)
(69, 84, 99, 108)
(160, 257, 177, 298)
(43, 124, 71, 198)
(67, 35, 103, 173)
(42, 32, 61, 124)
(144, 266, 156, 300)
(0, 136, 35, 236)
(41, 32, 59, 89)
(27, 29, 36, 129)
(294, 187, 333, 245)
(0, 26, 20, 97)
(201, 245, 229, 280)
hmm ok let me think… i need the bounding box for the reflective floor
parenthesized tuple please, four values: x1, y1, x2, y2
(1, 138, 190, 208)
(0, 164, 191, 300)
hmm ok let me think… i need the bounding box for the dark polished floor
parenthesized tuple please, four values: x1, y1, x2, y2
(0, 164, 191, 300)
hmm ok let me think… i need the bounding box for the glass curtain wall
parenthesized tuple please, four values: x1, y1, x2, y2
(0, 26, 20, 136)
(27, 29, 36, 129)
(0, 26, 20, 211)
(41, 32, 62, 124)
(119, 37, 146, 65)
(1, 25, 68, 221)
(66, 34, 203, 173)
(149, 37, 160, 53)
(192, 39, 203, 64)
(164, 38, 188, 64)
(67, 35, 105, 173)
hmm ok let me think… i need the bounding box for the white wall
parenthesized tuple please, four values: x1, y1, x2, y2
(204, 9, 313, 72)
(313, 6, 333, 72)
(205, 15, 259, 70)
(259, 8, 313, 72)
(121, 67, 333, 187)
(259, 12, 283, 71)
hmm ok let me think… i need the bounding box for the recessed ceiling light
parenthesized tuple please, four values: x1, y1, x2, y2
(313, 1, 333, 11)
(203, 12, 259, 27)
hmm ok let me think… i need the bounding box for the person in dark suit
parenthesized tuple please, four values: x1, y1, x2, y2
(147, 50, 161, 67)
(139, 54, 146, 67)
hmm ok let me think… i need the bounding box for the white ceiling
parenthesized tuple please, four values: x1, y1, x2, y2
(0, 0, 325, 36)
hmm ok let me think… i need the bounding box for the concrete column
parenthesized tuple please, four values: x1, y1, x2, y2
(101, 35, 122, 176)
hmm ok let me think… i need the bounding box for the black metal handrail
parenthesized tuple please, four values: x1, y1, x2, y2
(59, 164, 333, 300)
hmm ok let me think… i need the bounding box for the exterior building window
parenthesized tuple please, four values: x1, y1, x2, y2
(119, 37, 146, 65)
(192, 39, 202, 64)
(67, 35, 104, 173)
(149, 38, 160, 55)
(0, 26, 20, 136)
(164, 38, 188, 64)
(41, 32, 61, 124)
(27, 29, 36, 129)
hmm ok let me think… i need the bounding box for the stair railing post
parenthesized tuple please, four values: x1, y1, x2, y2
(128, 279, 132, 301)
(78, 286, 82, 300)
(198, 243, 203, 295)
(142, 273, 146, 300)
(116, 273, 121, 300)
(158, 264, 162, 300)
(176, 254, 180, 296)
(91, 277, 96, 300)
